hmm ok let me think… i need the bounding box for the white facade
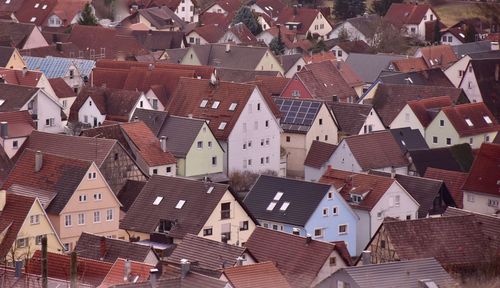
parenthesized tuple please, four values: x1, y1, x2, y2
(186, 31, 210, 45)
(328, 22, 369, 43)
(284, 58, 306, 78)
(78, 97, 106, 127)
(356, 108, 386, 135)
(149, 164, 176, 177)
(174, 0, 198, 22)
(22, 90, 63, 133)
(225, 88, 281, 175)
(205, 4, 227, 15)
(459, 63, 483, 103)
(390, 104, 426, 137)
(463, 191, 500, 215)
(0, 136, 28, 158)
(444, 55, 470, 87)
(403, 8, 436, 41)
(331, 46, 348, 62)
(306, 12, 333, 38)
(145, 89, 165, 111)
(441, 32, 464, 46)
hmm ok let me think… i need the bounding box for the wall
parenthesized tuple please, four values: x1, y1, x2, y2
(354, 209, 370, 256)
(149, 164, 176, 177)
(463, 191, 500, 215)
(281, 132, 306, 177)
(77, 96, 106, 127)
(281, 78, 312, 98)
(256, 31, 274, 46)
(22, 90, 63, 133)
(186, 31, 210, 45)
(1, 137, 27, 159)
(329, 22, 368, 43)
(184, 122, 224, 177)
(459, 63, 483, 103)
(128, 94, 153, 121)
(254, 51, 284, 74)
(329, 141, 363, 173)
(284, 58, 306, 78)
(6, 50, 27, 70)
(441, 32, 463, 46)
(205, 4, 227, 15)
(175, 0, 196, 22)
(219, 31, 242, 44)
(332, 46, 348, 62)
(316, 269, 358, 288)
(307, 12, 332, 37)
(390, 104, 426, 137)
(23, 27, 49, 49)
(145, 89, 165, 111)
(61, 63, 85, 93)
(310, 250, 348, 287)
(445, 56, 470, 88)
(180, 47, 203, 66)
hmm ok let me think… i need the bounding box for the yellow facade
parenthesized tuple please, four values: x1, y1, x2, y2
(6, 49, 27, 70)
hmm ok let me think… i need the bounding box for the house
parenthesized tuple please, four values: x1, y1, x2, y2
(69, 86, 153, 127)
(203, 0, 241, 16)
(0, 111, 35, 159)
(330, 102, 385, 138)
(74, 232, 159, 265)
(345, 53, 406, 87)
(391, 57, 429, 72)
(0, 67, 57, 99)
(329, 40, 372, 62)
(48, 78, 77, 118)
(384, 3, 438, 41)
(389, 127, 429, 153)
(167, 233, 256, 275)
(245, 227, 352, 288)
(390, 96, 453, 137)
(424, 167, 469, 209)
(368, 171, 456, 218)
(319, 168, 420, 255)
(441, 27, 466, 46)
(21, 131, 148, 193)
(328, 131, 409, 174)
(303, 140, 337, 182)
(120, 175, 257, 246)
(167, 78, 281, 175)
(444, 50, 499, 88)
(219, 22, 259, 45)
(0, 83, 63, 133)
(129, 30, 187, 51)
(276, 7, 332, 38)
(0, 47, 26, 69)
(81, 121, 177, 177)
(451, 40, 496, 59)
(123, 6, 187, 31)
(44, 0, 89, 27)
(277, 54, 304, 78)
(98, 258, 154, 287)
(377, 68, 454, 88)
(317, 258, 457, 288)
(4, 149, 122, 251)
(23, 55, 95, 94)
(257, 26, 312, 56)
(327, 14, 381, 45)
(459, 58, 500, 121)
(248, 0, 285, 19)
(364, 214, 500, 275)
(462, 143, 500, 215)
(414, 45, 458, 69)
(180, 44, 284, 73)
(275, 98, 338, 177)
(0, 22, 48, 50)
(244, 175, 359, 256)
(186, 24, 225, 45)
(0, 192, 64, 266)
(424, 102, 499, 149)
(132, 109, 225, 180)
(408, 143, 474, 177)
(128, 0, 198, 22)
(222, 261, 291, 288)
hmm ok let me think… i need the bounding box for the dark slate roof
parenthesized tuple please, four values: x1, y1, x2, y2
(117, 180, 147, 213)
(120, 175, 230, 238)
(131, 30, 186, 51)
(408, 143, 474, 176)
(345, 53, 406, 83)
(329, 102, 373, 135)
(243, 175, 331, 226)
(190, 44, 271, 70)
(304, 140, 337, 169)
(451, 41, 493, 58)
(279, 54, 302, 72)
(168, 234, 247, 273)
(389, 127, 429, 152)
(0, 46, 15, 67)
(0, 22, 36, 49)
(424, 168, 468, 209)
(469, 58, 500, 121)
(159, 115, 208, 157)
(0, 83, 38, 112)
(317, 258, 456, 288)
(378, 68, 453, 87)
(75, 232, 156, 263)
(132, 108, 169, 135)
(343, 14, 381, 39)
(216, 68, 280, 83)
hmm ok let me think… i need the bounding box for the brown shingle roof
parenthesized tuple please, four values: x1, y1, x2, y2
(276, 7, 325, 35)
(462, 143, 500, 197)
(0, 110, 35, 138)
(223, 261, 291, 288)
(418, 45, 458, 69)
(468, 58, 500, 121)
(384, 3, 434, 26)
(407, 96, 453, 128)
(48, 77, 77, 99)
(100, 258, 154, 287)
(253, 76, 289, 96)
(0, 83, 38, 112)
(441, 102, 499, 137)
(226, 22, 258, 45)
(304, 140, 337, 168)
(0, 22, 37, 49)
(198, 12, 232, 29)
(329, 102, 373, 135)
(0, 46, 15, 67)
(424, 167, 468, 209)
(392, 57, 429, 72)
(0, 68, 42, 87)
(189, 24, 225, 43)
(15, 0, 57, 26)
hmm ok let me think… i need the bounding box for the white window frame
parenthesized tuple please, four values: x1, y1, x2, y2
(338, 224, 348, 235)
(106, 209, 113, 221)
(78, 213, 85, 225)
(94, 211, 101, 223)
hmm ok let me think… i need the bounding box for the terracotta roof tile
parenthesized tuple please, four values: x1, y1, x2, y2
(99, 258, 154, 287)
(0, 22, 38, 49)
(15, 0, 57, 26)
(252, 0, 286, 16)
(198, 12, 232, 29)
(424, 167, 468, 209)
(254, 76, 289, 96)
(418, 45, 458, 69)
(392, 57, 429, 72)
(48, 77, 77, 99)
(276, 7, 326, 35)
(441, 102, 499, 137)
(189, 24, 225, 43)
(335, 40, 372, 54)
(0, 110, 35, 138)
(226, 22, 258, 45)
(0, 83, 39, 112)
(0, 68, 43, 87)
(50, 0, 88, 27)
(462, 143, 500, 197)
(304, 140, 337, 168)
(384, 3, 434, 26)
(469, 59, 500, 121)
(223, 261, 291, 288)
(407, 96, 453, 128)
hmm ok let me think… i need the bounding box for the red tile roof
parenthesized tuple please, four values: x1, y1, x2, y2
(418, 45, 458, 69)
(304, 140, 337, 168)
(15, 0, 57, 26)
(226, 22, 258, 45)
(0, 68, 43, 87)
(407, 96, 453, 128)
(462, 143, 500, 197)
(189, 24, 225, 43)
(198, 12, 233, 29)
(50, 0, 88, 27)
(384, 3, 434, 26)
(253, 76, 290, 96)
(392, 57, 429, 72)
(319, 168, 396, 211)
(424, 167, 468, 209)
(99, 258, 154, 287)
(223, 261, 291, 288)
(27, 250, 113, 287)
(276, 7, 325, 35)
(303, 51, 336, 64)
(441, 102, 500, 137)
(48, 77, 77, 99)
(0, 110, 35, 138)
(206, 0, 241, 14)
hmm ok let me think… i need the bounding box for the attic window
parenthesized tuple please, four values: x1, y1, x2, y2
(34, 3, 39, 8)
(42, 4, 47, 9)
(273, 192, 283, 201)
(465, 118, 473, 127)
(279, 202, 290, 211)
(351, 194, 363, 203)
(212, 101, 220, 109)
(200, 99, 208, 107)
(175, 200, 186, 209)
(484, 116, 492, 124)
(207, 186, 214, 193)
(153, 196, 163, 205)
(266, 201, 277, 211)
(229, 103, 237, 111)
(30, 17, 36, 22)
(218, 122, 227, 130)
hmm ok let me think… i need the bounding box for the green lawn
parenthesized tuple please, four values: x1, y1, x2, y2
(434, 2, 500, 27)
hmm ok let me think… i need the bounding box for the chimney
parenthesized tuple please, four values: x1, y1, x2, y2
(0, 190, 5, 211)
(70, 252, 77, 288)
(293, 5, 297, 15)
(56, 42, 63, 52)
(15, 260, 22, 278)
(22, 66, 28, 77)
(124, 259, 132, 282)
(180, 259, 190, 279)
(41, 235, 48, 288)
(225, 43, 231, 53)
(35, 150, 43, 172)
(100, 236, 106, 260)
(390, 166, 396, 179)
(492, 41, 499, 51)
(149, 268, 159, 287)
(0, 122, 8, 139)
(361, 250, 371, 265)
(345, 175, 353, 188)
(160, 136, 167, 153)
(305, 234, 312, 244)
(236, 256, 245, 266)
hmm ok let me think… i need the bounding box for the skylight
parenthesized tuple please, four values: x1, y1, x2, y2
(266, 202, 276, 211)
(465, 118, 473, 127)
(229, 103, 237, 111)
(273, 192, 283, 201)
(5, 0, 10, 4)
(153, 196, 163, 205)
(34, 3, 39, 8)
(30, 17, 36, 22)
(218, 122, 227, 130)
(279, 202, 290, 211)
(0, 100, 5, 106)
(212, 101, 220, 109)
(207, 186, 214, 194)
(200, 99, 208, 107)
(484, 116, 492, 124)
(175, 200, 186, 209)
(42, 4, 47, 9)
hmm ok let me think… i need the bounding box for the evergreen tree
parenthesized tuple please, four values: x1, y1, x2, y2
(370, 0, 403, 16)
(334, 0, 366, 20)
(232, 6, 262, 35)
(464, 24, 477, 43)
(311, 38, 326, 53)
(78, 3, 98, 26)
(433, 21, 441, 44)
(270, 25, 286, 55)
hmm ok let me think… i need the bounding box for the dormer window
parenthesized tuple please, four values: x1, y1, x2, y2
(465, 118, 473, 127)
(351, 194, 363, 203)
(158, 219, 172, 233)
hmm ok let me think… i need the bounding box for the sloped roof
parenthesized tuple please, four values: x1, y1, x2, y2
(409, 143, 474, 176)
(0, 83, 38, 112)
(2, 149, 91, 215)
(198, 12, 232, 29)
(462, 143, 500, 197)
(379, 68, 454, 87)
(189, 24, 225, 43)
(451, 41, 494, 58)
(189, 44, 273, 70)
(136, 6, 186, 30)
(0, 110, 35, 138)
(131, 30, 186, 51)
(75, 232, 156, 263)
(0, 145, 12, 185)
(389, 127, 429, 152)
(223, 261, 291, 288)
(418, 45, 458, 69)
(0, 68, 43, 87)
(335, 40, 372, 54)
(131, 108, 170, 136)
(329, 102, 373, 135)
(343, 131, 409, 170)
(304, 140, 337, 168)
(273, 98, 323, 133)
(406, 96, 453, 128)
(7, 184, 57, 209)
(159, 115, 206, 157)
(0, 46, 15, 67)
(469, 58, 500, 121)
(15, 0, 57, 26)
(276, 7, 324, 35)
(279, 53, 302, 72)
(216, 68, 280, 83)
(391, 57, 428, 72)
(117, 179, 146, 213)
(48, 77, 77, 99)
(442, 102, 499, 137)
(120, 175, 230, 237)
(226, 22, 258, 45)
(343, 14, 381, 39)
(384, 3, 434, 26)
(244, 175, 331, 226)
(206, 0, 241, 14)
(24, 56, 95, 78)
(100, 258, 154, 287)
(254, 75, 289, 96)
(345, 53, 406, 83)
(0, 22, 37, 49)
(424, 167, 468, 209)
(250, 0, 286, 16)
(49, 0, 87, 26)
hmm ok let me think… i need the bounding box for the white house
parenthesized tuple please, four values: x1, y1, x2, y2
(330, 102, 385, 137)
(441, 28, 466, 46)
(327, 14, 380, 44)
(384, 3, 438, 41)
(0, 111, 35, 158)
(173, 0, 198, 22)
(276, 7, 333, 38)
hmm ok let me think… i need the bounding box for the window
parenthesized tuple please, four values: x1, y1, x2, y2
(332, 206, 338, 215)
(433, 136, 438, 144)
(260, 157, 264, 164)
(442, 36, 446, 42)
(212, 101, 220, 109)
(200, 100, 208, 107)
(484, 116, 493, 124)
(166, 166, 172, 173)
(139, 101, 144, 108)
(94, 211, 100, 223)
(69, 69, 74, 79)
(78, 213, 85, 225)
(240, 221, 249, 231)
(338, 224, 348, 235)
(12, 140, 18, 149)
(440, 119, 444, 126)
(30, 214, 40, 225)
(221, 231, 231, 242)
(279, 202, 290, 211)
(292, 228, 300, 235)
(377, 211, 383, 219)
(406, 215, 411, 220)
(152, 169, 158, 175)
(221, 202, 230, 219)
(329, 257, 336, 266)
(314, 228, 323, 238)
(411, 27, 416, 33)
(79, 195, 87, 202)
(175, 200, 186, 209)
(45, 118, 55, 126)
(286, 136, 291, 142)
(448, 36, 452, 42)
(327, 192, 333, 199)
(35, 235, 45, 245)
(218, 122, 227, 130)
(189, 37, 195, 43)
(337, 50, 343, 57)
(488, 199, 499, 207)
(291, 90, 300, 97)
(212, 156, 217, 166)
(322, 208, 329, 216)
(243, 159, 247, 168)
(395, 195, 400, 207)
(248, 159, 252, 166)
(94, 193, 102, 200)
(254, 121, 258, 130)
(106, 209, 113, 221)
(465, 118, 473, 127)
(266, 202, 277, 211)
(265, 156, 269, 163)
(229, 103, 237, 111)
(208, 141, 212, 148)
(88, 172, 97, 180)
(243, 143, 247, 150)
(17, 238, 27, 248)
(265, 138, 270, 145)
(265, 120, 269, 128)
(197, 141, 203, 149)
(257, 103, 261, 110)
(486, 135, 490, 142)
(319, 118, 323, 125)
(65, 215, 72, 227)
(248, 140, 252, 148)
(203, 227, 213, 236)
(381, 240, 386, 249)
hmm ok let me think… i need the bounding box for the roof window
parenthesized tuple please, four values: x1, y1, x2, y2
(273, 192, 283, 201)
(42, 4, 47, 9)
(465, 118, 473, 127)
(30, 17, 36, 22)
(5, 0, 10, 4)
(175, 200, 186, 209)
(207, 186, 214, 194)
(266, 201, 276, 211)
(484, 116, 492, 124)
(218, 122, 227, 130)
(279, 202, 290, 211)
(0, 100, 5, 106)
(229, 103, 237, 111)
(34, 3, 39, 8)
(200, 99, 208, 107)
(153, 196, 163, 205)
(212, 101, 220, 109)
